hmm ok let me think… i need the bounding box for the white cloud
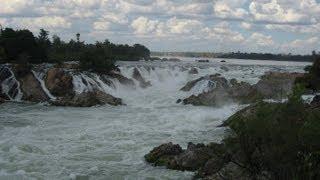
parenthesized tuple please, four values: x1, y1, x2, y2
(0, 0, 319, 53)
(246, 33, 274, 47)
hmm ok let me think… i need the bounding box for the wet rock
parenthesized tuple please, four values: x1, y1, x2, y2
(51, 90, 122, 107)
(183, 89, 231, 106)
(181, 72, 303, 107)
(132, 68, 151, 88)
(253, 72, 304, 99)
(0, 97, 5, 104)
(13, 65, 49, 102)
(168, 58, 181, 62)
(108, 71, 135, 86)
(148, 57, 161, 61)
(180, 74, 223, 92)
(0, 66, 12, 82)
(54, 62, 79, 69)
(45, 68, 74, 97)
(173, 143, 215, 171)
(145, 142, 183, 167)
(189, 67, 199, 75)
(176, 99, 182, 103)
(145, 142, 237, 179)
(310, 95, 320, 107)
(197, 59, 209, 63)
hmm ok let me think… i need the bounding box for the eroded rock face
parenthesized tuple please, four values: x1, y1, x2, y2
(132, 68, 151, 88)
(51, 90, 123, 107)
(181, 72, 302, 106)
(45, 68, 74, 97)
(13, 65, 49, 102)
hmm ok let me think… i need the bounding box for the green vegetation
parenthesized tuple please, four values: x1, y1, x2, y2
(224, 85, 320, 179)
(0, 27, 150, 72)
(296, 57, 320, 91)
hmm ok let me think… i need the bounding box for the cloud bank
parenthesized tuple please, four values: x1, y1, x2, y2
(0, 0, 319, 54)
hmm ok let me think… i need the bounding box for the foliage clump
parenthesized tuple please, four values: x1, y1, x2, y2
(224, 85, 320, 179)
(0, 27, 150, 73)
(296, 57, 320, 91)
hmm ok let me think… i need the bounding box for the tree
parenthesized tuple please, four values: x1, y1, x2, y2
(76, 33, 80, 43)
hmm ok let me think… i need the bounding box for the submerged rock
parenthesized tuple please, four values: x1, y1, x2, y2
(45, 68, 74, 97)
(51, 90, 122, 107)
(132, 68, 151, 88)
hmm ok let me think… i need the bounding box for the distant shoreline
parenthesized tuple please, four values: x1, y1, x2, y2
(151, 51, 317, 62)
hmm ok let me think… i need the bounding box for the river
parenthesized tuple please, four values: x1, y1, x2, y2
(0, 58, 309, 179)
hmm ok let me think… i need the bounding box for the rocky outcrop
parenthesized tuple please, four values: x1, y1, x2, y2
(181, 72, 302, 106)
(13, 65, 49, 102)
(253, 72, 304, 99)
(180, 74, 224, 92)
(145, 142, 249, 179)
(45, 68, 74, 97)
(51, 90, 122, 107)
(182, 74, 253, 106)
(132, 68, 151, 88)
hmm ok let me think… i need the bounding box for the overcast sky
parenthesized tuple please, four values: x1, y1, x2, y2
(0, 0, 319, 54)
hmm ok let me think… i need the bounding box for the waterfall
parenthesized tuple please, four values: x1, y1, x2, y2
(72, 73, 116, 95)
(0, 66, 23, 101)
(31, 70, 56, 100)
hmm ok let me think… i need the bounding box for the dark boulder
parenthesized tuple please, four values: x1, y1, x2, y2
(51, 90, 122, 107)
(145, 142, 183, 167)
(310, 95, 320, 107)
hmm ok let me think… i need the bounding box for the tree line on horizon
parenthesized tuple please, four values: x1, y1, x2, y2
(152, 51, 318, 62)
(0, 27, 150, 72)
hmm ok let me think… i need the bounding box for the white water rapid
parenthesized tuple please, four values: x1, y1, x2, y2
(0, 58, 310, 179)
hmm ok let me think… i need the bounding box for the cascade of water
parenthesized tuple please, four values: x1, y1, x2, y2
(72, 73, 117, 95)
(31, 70, 56, 100)
(0, 67, 23, 101)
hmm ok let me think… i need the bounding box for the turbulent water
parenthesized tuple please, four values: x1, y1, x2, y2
(0, 58, 309, 180)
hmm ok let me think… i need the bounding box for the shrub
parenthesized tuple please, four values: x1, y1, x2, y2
(224, 85, 320, 179)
